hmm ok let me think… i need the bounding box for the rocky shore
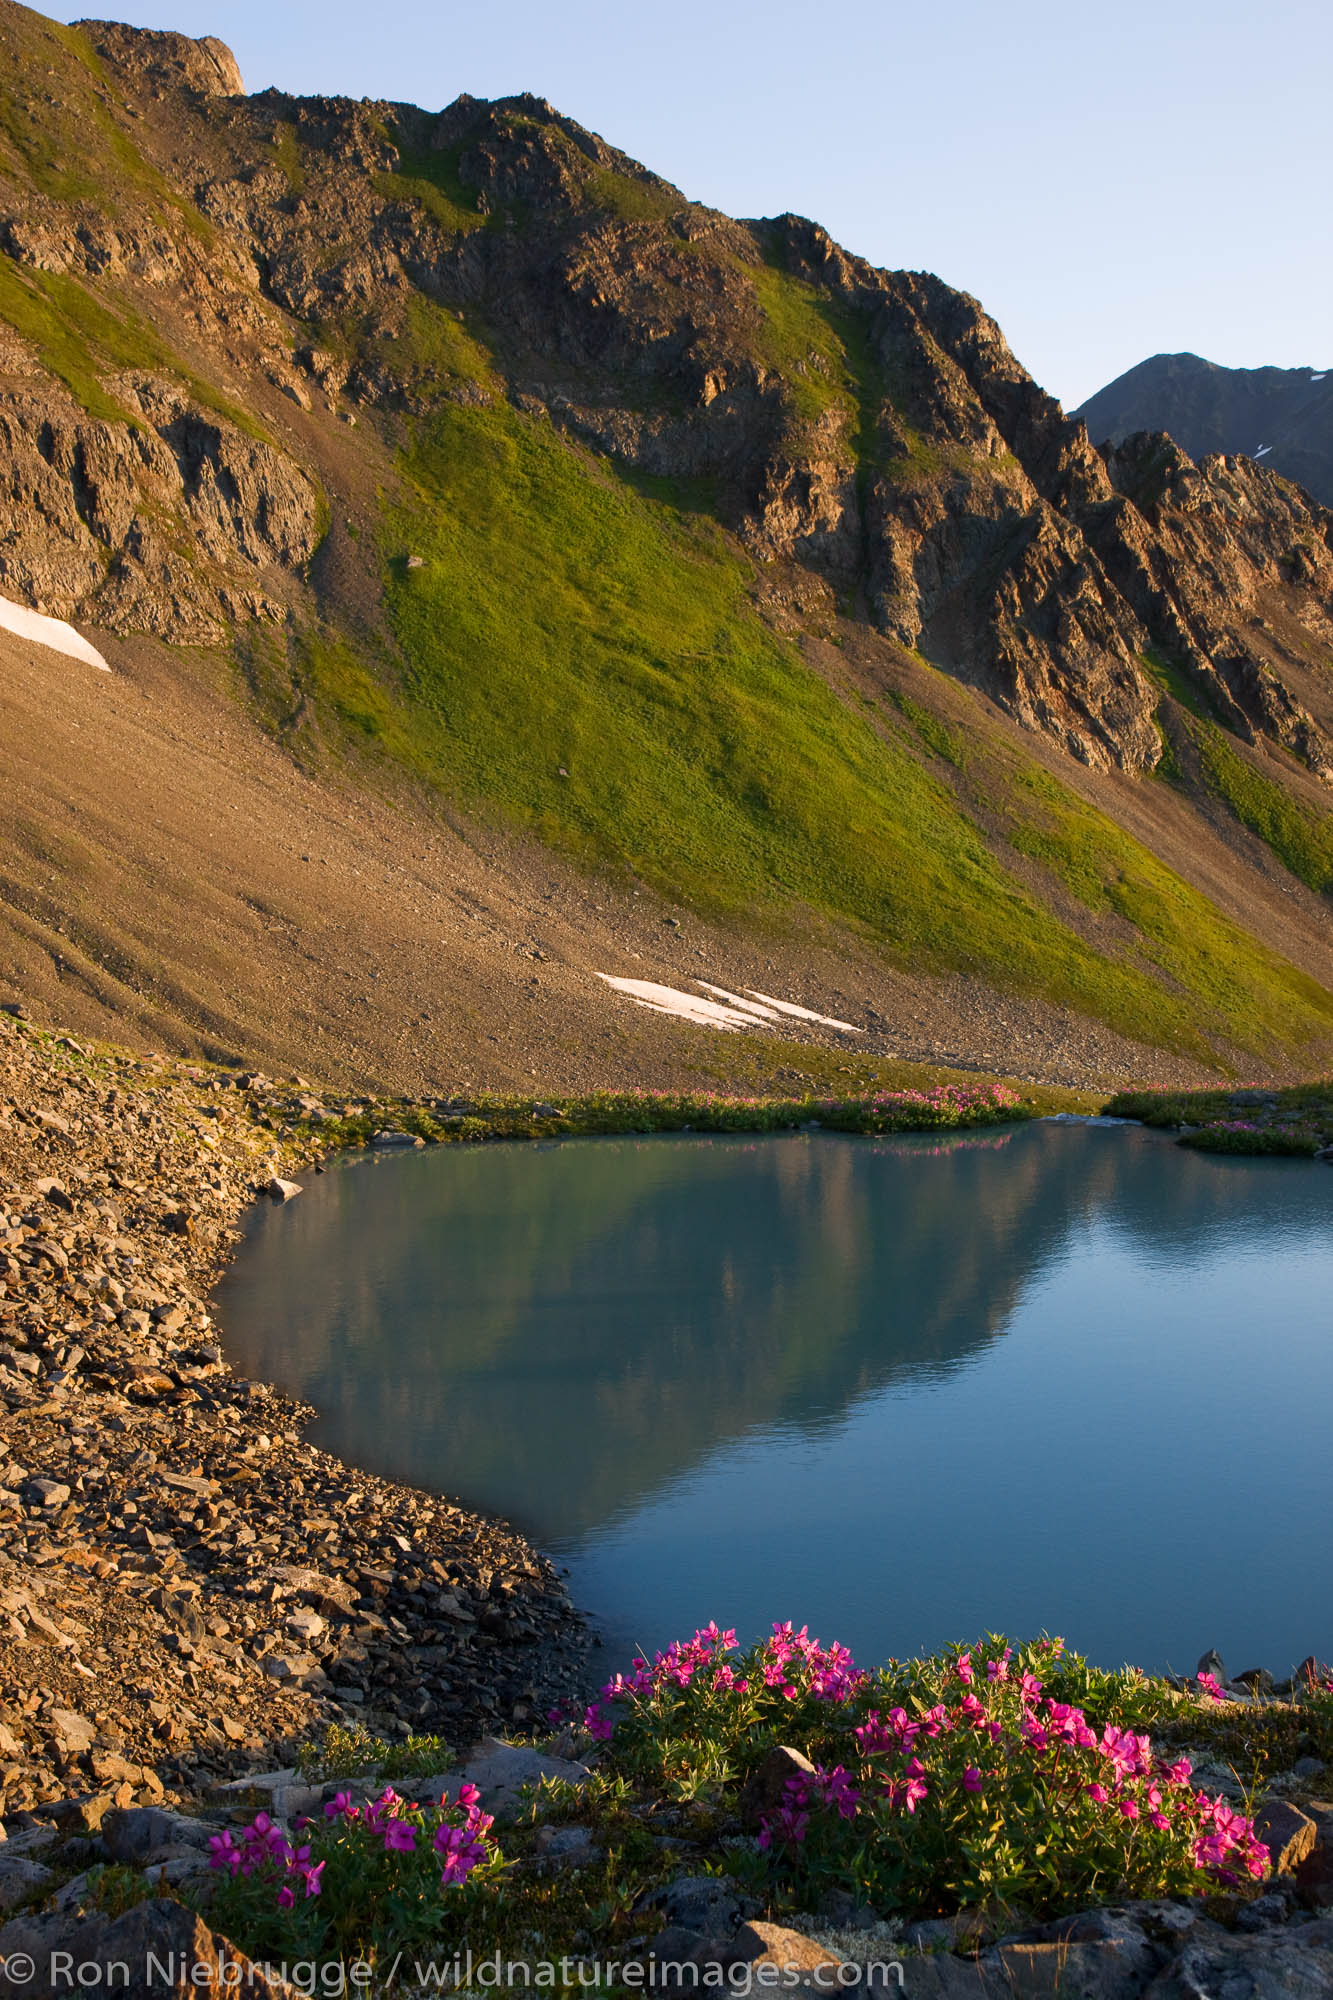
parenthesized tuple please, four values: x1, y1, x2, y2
(0, 1007, 595, 1827)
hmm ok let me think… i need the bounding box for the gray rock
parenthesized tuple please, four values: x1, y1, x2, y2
(1144, 1930, 1333, 1997)
(437, 1736, 591, 1820)
(265, 1177, 302, 1202)
(650, 1875, 747, 1936)
(371, 1130, 424, 1148)
(0, 1855, 52, 1911)
(101, 1807, 218, 1865)
(532, 1824, 600, 1867)
(1235, 1894, 1291, 1933)
(0, 1896, 300, 1998)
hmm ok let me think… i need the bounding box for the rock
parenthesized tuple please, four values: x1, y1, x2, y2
(1235, 1894, 1291, 1933)
(371, 1130, 424, 1148)
(1232, 1668, 1276, 1697)
(723, 1922, 847, 1991)
(1254, 1799, 1318, 1873)
(649, 1875, 747, 1936)
(1143, 1929, 1333, 1997)
(986, 1937, 1160, 1999)
(264, 1177, 303, 1202)
(284, 1607, 326, 1644)
(101, 1807, 217, 1865)
(26, 1478, 70, 1509)
(1293, 1831, 1333, 1909)
(261, 1651, 321, 1683)
(1196, 1648, 1226, 1680)
(0, 1898, 298, 1998)
(47, 1708, 95, 1753)
(0, 1855, 51, 1910)
(738, 1743, 818, 1828)
(437, 1736, 591, 1820)
(532, 1824, 600, 1867)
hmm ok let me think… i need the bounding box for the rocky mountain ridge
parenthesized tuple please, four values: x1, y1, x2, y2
(1078, 352, 1333, 511)
(0, 4, 1329, 776)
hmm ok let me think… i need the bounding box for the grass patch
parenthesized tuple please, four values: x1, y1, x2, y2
(1193, 720, 1333, 894)
(1003, 765, 1333, 1059)
(374, 134, 489, 234)
(888, 686, 968, 768)
(0, 13, 211, 239)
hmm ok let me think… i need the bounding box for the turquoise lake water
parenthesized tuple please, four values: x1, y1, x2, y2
(215, 1122, 1333, 1677)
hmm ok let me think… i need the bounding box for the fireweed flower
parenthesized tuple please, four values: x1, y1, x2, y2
(963, 1767, 983, 1793)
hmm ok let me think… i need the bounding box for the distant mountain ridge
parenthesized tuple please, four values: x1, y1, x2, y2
(1077, 353, 1333, 508)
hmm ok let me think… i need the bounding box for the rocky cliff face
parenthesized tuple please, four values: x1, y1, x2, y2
(1, 1, 1331, 775)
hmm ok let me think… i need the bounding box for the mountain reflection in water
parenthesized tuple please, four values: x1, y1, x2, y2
(216, 1124, 1333, 1673)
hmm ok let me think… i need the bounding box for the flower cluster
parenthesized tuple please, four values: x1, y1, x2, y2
(317, 1783, 496, 1891)
(208, 1813, 325, 1909)
(593, 1627, 1271, 1916)
(752, 1641, 1269, 1900)
(206, 1781, 502, 1964)
(584, 1621, 869, 1743)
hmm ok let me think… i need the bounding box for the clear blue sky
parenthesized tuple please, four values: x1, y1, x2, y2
(58, 0, 1331, 408)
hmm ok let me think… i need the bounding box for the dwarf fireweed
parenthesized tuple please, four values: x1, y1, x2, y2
(205, 1783, 500, 1962)
(593, 1627, 1270, 1916)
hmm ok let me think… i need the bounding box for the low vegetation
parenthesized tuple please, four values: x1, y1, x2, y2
(1102, 1079, 1333, 1156)
(186, 1631, 1333, 1976)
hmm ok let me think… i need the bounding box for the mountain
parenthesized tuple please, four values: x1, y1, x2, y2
(1077, 353, 1333, 509)
(2, 1, 1333, 1090)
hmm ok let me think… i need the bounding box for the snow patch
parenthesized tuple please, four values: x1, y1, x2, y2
(1252, 444, 1273, 459)
(695, 981, 780, 1021)
(597, 976, 756, 1031)
(1311, 373, 1326, 383)
(599, 975, 867, 1036)
(0, 593, 109, 672)
(744, 990, 863, 1033)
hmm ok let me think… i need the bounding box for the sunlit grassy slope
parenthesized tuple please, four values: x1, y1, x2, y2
(323, 396, 1333, 1066)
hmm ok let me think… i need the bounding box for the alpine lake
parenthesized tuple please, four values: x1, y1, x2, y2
(215, 1121, 1333, 1678)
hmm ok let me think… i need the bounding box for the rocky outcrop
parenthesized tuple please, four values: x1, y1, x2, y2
(0, 375, 320, 641)
(74, 18, 244, 98)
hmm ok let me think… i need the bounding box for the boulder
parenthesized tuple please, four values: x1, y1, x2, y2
(738, 1743, 818, 1828)
(1143, 1927, 1333, 1997)
(1254, 1799, 1318, 1874)
(101, 1808, 218, 1866)
(434, 1736, 592, 1820)
(0, 1856, 52, 1911)
(0, 1898, 298, 1998)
